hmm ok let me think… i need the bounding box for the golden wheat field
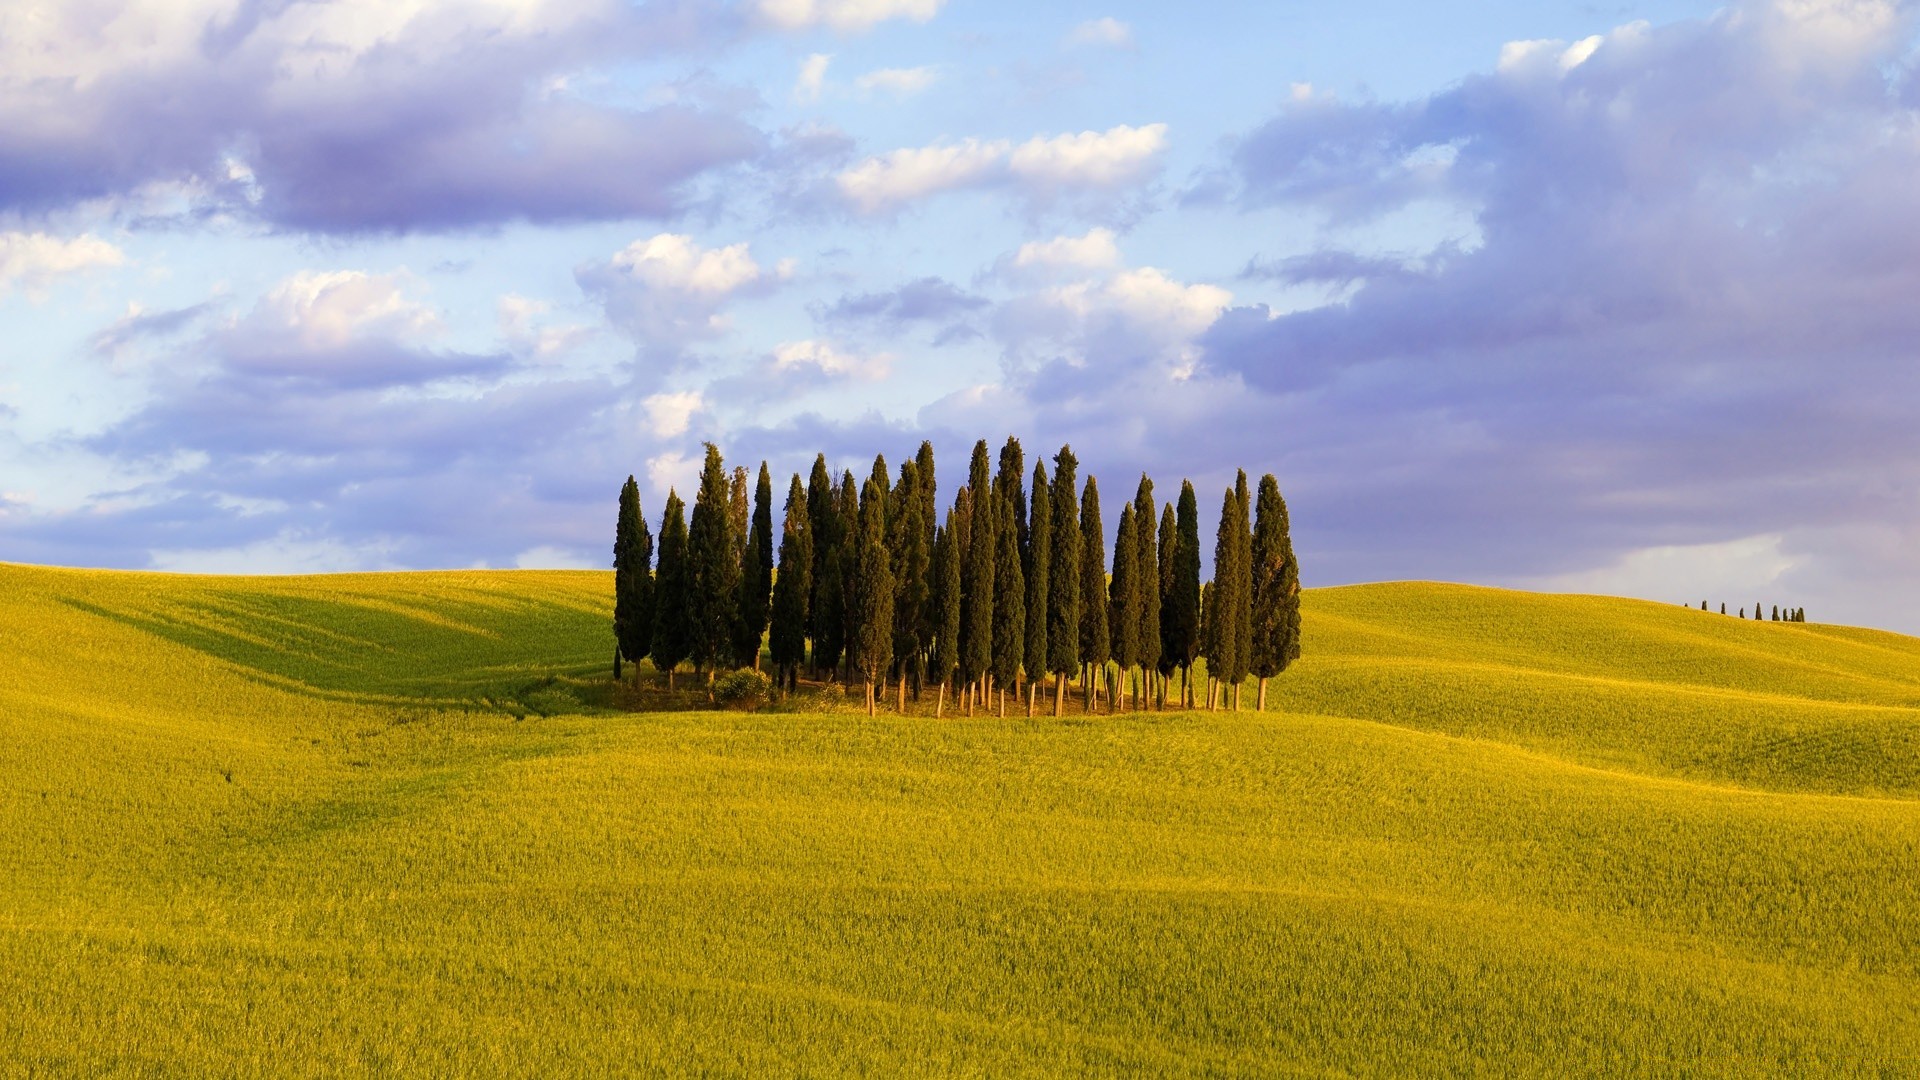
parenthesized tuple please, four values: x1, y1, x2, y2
(2, 561, 1918, 1076)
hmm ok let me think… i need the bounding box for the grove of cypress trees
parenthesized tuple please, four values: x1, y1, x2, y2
(1169, 481, 1203, 707)
(652, 490, 692, 690)
(1249, 473, 1301, 710)
(1134, 478, 1161, 709)
(769, 474, 811, 693)
(687, 444, 741, 688)
(850, 478, 895, 716)
(613, 476, 653, 681)
(733, 462, 774, 669)
(1048, 446, 1082, 716)
(962, 441, 996, 707)
(1109, 502, 1139, 710)
(991, 488, 1025, 717)
(1025, 462, 1051, 717)
(1079, 475, 1109, 711)
(931, 516, 961, 716)
(891, 459, 930, 711)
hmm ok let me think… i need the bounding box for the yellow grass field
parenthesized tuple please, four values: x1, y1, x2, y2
(3, 562, 1917, 1076)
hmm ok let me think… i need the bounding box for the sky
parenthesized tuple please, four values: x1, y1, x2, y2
(3, 0, 1919, 631)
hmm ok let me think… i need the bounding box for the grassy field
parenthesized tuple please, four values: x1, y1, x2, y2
(3, 563, 1918, 1076)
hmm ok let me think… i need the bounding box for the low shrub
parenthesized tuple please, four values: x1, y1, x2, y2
(713, 668, 775, 711)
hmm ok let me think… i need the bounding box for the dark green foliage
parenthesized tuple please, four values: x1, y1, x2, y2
(732, 462, 774, 668)
(914, 440, 939, 664)
(1048, 447, 1082, 678)
(1230, 472, 1253, 688)
(1157, 501, 1180, 677)
(962, 441, 996, 687)
(806, 455, 838, 653)
(1109, 503, 1139, 677)
(991, 488, 1025, 692)
(850, 478, 896, 697)
(1080, 476, 1109, 669)
(1250, 473, 1302, 680)
(930, 515, 961, 690)
(1167, 481, 1203, 675)
(868, 454, 891, 529)
(1133, 477, 1161, 678)
(613, 476, 653, 671)
(998, 437, 1027, 562)
(769, 475, 812, 683)
(1025, 462, 1051, 687)
(890, 460, 930, 691)
(687, 444, 741, 676)
(651, 490, 692, 680)
(727, 466, 750, 563)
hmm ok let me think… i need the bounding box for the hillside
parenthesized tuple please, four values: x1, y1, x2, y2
(3, 563, 1917, 1076)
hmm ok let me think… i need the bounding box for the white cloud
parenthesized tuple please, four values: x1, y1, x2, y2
(1011, 227, 1122, 272)
(757, 0, 944, 32)
(772, 339, 891, 379)
(497, 293, 591, 361)
(609, 234, 763, 294)
(836, 138, 1010, 213)
(580, 234, 777, 345)
(240, 270, 440, 350)
(793, 52, 831, 103)
(1008, 123, 1169, 187)
(1066, 17, 1133, 49)
(647, 450, 698, 496)
(642, 390, 705, 438)
(855, 65, 939, 97)
(0, 232, 126, 294)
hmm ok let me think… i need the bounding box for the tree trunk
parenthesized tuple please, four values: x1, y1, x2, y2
(1027, 682, 1037, 718)
(999, 688, 1006, 718)
(1054, 673, 1065, 717)
(898, 673, 906, 713)
(967, 682, 975, 717)
(667, 667, 675, 692)
(1258, 677, 1268, 712)
(613, 645, 622, 681)
(867, 681, 876, 717)
(936, 681, 947, 719)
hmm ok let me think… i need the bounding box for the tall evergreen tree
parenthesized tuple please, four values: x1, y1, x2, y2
(613, 476, 653, 680)
(687, 444, 741, 686)
(827, 471, 861, 678)
(1048, 446, 1082, 715)
(806, 454, 838, 668)
(1109, 503, 1139, 710)
(1229, 471, 1254, 709)
(1168, 481, 1203, 706)
(1202, 493, 1228, 712)
(991, 487, 1025, 716)
(1025, 462, 1051, 716)
(652, 490, 692, 689)
(1080, 475, 1110, 710)
(998, 436, 1027, 563)
(849, 478, 895, 716)
(961, 441, 996, 703)
(1157, 501, 1181, 702)
(732, 462, 775, 668)
(890, 459, 930, 709)
(868, 454, 890, 527)
(1133, 478, 1162, 708)
(1249, 473, 1301, 710)
(769, 475, 811, 692)
(914, 440, 940, 676)
(930, 516, 961, 715)
(727, 465, 750, 563)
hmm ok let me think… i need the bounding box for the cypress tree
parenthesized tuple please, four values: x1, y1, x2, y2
(1721, 603, 1726, 615)
(850, 478, 895, 716)
(1109, 502, 1139, 710)
(1169, 482, 1203, 707)
(769, 474, 811, 692)
(652, 490, 692, 689)
(998, 437, 1027, 563)
(613, 476, 653, 681)
(1249, 473, 1301, 710)
(1134, 478, 1162, 709)
(914, 440, 939, 680)
(1080, 475, 1109, 710)
(1157, 501, 1180, 703)
(806, 455, 838, 672)
(1199, 578, 1215, 708)
(890, 459, 930, 710)
(1025, 462, 1051, 716)
(732, 462, 774, 669)
(727, 465, 750, 563)
(962, 441, 996, 704)
(991, 487, 1025, 716)
(930, 515, 961, 715)
(1202, 488, 1229, 712)
(687, 444, 741, 688)
(832, 471, 860, 679)
(1048, 446, 1082, 715)
(868, 455, 891, 528)
(1229, 472, 1254, 709)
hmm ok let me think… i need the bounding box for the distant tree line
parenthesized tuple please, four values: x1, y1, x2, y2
(612, 439, 1303, 716)
(1693, 600, 1806, 623)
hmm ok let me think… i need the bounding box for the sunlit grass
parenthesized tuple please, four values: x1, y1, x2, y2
(3, 563, 1918, 1075)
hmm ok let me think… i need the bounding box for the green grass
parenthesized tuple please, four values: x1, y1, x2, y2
(3, 564, 1918, 1076)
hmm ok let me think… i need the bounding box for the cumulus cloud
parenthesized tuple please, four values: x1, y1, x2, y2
(856, 66, 940, 97)
(0, 232, 126, 294)
(642, 390, 706, 439)
(757, 0, 945, 32)
(772, 339, 892, 380)
(1066, 17, 1134, 50)
(1008, 227, 1123, 274)
(577, 233, 783, 348)
(0, 0, 761, 231)
(836, 123, 1168, 213)
(1198, 0, 1920, 624)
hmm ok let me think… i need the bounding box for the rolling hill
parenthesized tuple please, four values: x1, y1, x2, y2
(3, 562, 1916, 1076)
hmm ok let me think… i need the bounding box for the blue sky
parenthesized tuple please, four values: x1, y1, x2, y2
(4, 0, 1919, 631)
